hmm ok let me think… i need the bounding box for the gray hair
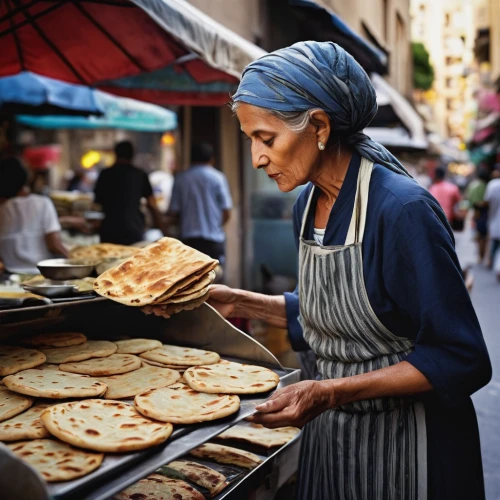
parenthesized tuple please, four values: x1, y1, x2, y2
(231, 101, 315, 134)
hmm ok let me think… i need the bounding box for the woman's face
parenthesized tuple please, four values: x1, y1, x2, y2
(236, 103, 325, 192)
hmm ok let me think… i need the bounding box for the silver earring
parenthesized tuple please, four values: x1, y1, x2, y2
(318, 141, 325, 150)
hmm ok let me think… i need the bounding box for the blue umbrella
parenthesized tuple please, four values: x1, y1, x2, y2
(0, 71, 104, 116)
(17, 90, 177, 132)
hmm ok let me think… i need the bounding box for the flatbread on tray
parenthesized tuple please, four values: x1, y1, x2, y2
(140, 359, 190, 371)
(189, 443, 263, 470)
(140, 345, 219, 367)
(22, 332, 87, 348)
(166, 460, 228, 497)
(0, 386, 33, 422)
(97, 364, 181, 399)
(114, 474, 205, 500)
(114, 338, 162, 354)
(0, 402, 53, 441)
(0, 346, 46, 376)
(134, 382, 240, 424)
(216, 422, 300, 448)
(184, 361, 280, 394)
(41, 400, 173, 452)
(40, 340, 117, 364)
(3, 369, 107, 399)
(93, 237, 218, 307)
(7, 439, 104, 482)
(59, 354, 141, 376)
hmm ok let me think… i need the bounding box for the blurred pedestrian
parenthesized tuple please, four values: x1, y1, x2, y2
(485, 165, 500, 274)
(465, 168, 489, 263)
(167, 143, 232, 263)
(94, 140, 162, 245)
(0, 157, 68, 273)
(429, 165, 462, 226)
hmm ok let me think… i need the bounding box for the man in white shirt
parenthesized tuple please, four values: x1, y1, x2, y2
(0, 157, 68, 274)
(485, 166, 500, 277)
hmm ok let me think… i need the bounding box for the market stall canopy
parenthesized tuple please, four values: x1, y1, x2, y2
(365, 74, 428, 151)
(98, 0, 266, 105)
(16, 90, 177, 132)
(287, 0, 388, 74)
(0, 0, 265, 105)
(0, 71, 103, 116)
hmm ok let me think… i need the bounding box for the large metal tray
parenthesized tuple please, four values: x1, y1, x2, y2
(0, 300, 301, 499)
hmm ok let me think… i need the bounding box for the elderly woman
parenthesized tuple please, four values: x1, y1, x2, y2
(150, 42, 491, 499)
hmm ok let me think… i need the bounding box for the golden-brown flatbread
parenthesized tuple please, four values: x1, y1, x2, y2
(70, 243, 140, 260)
(140, 345, 219, 367)
(113, 474, 204, 500)
(41, 400, 173, 452)
(59, 354, 141, 376)
(134, 383, 239, 424)
(0, 346, 46, 376)
(93, 237, 218, 307)
(114, 338, 162, 354)
(0, 402, 53, 441)
(22, 332, 87, 348)
(7, 439, 104, 482)
(0, 386, 33, 422)
(166, 460, 228, 497)
(40, 340, 117, 364)
(98, 365, 181, 399)
(216, 422, 300, 448)
(184, 361, 279, 394)
(188, 443, 263, 469)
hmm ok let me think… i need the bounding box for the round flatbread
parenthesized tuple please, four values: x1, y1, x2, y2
(114, 338, 162, 354)
(41, 400, 173, 452)
(7, 439, 104, 482)
(22, 332, 87, 348)
(140, 345, 219, 367)
(3, 369, 107, 399)
(175, 270, 216, 297)
(134, 382, 239, 424)
(98, 365, 181, 399)
(0, 346, 46, 376)
(184, 361, 280, 394)
(166, 460, 228, 496)
(31, 364, 61, 371)
(40, 340, 117, 364)
(0, 386, 33, 422)
(189, 443, 263, 470)
(216, 422, 300, 448)
(59, 354, 141, 376)
(0, 402, 53, 441)
(140, 359, 189, 371)
(114, 474, 204, 500)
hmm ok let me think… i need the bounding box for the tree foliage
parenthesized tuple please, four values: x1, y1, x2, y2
(412, 42, 435, 91)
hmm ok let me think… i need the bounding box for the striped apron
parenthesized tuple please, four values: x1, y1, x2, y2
(297, 158, 427, 500)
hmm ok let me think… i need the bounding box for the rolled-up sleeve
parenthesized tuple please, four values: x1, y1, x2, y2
(384, 199, 492, 407)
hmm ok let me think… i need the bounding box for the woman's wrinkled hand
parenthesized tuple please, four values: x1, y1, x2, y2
(207, 284, 239, 318)
(248, 380, 335, 428)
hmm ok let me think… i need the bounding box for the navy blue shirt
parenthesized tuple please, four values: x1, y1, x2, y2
(284, 152, 491, 408)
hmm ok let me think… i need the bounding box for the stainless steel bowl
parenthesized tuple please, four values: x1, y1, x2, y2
(37, 258, 100, 280)
(23, 280, 78, 298)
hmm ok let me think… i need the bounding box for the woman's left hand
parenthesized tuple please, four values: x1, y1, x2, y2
(248, 380, 335, 428)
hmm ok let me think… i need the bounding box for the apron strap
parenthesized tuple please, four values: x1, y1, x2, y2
(345, 157, 374, 246)
(300, 185, 316, 239)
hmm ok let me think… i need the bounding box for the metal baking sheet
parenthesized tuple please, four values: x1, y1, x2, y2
(0, 299, 301, 499)
(47, 367, 299, 500)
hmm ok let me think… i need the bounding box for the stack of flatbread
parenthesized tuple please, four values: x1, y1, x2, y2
(93, 237, 218, 316)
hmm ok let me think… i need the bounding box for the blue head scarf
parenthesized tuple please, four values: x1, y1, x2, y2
(232, 41, 411, 177)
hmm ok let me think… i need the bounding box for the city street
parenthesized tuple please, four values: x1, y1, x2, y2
(456, 229, 500, 500)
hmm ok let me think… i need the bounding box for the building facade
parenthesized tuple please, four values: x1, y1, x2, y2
(184, 0, 414, 289)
